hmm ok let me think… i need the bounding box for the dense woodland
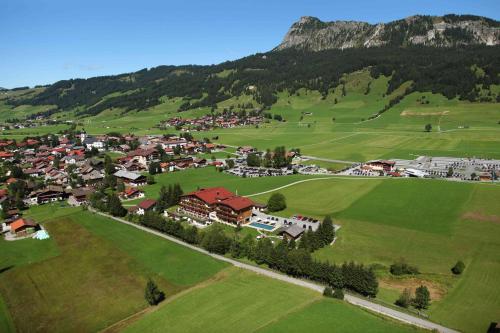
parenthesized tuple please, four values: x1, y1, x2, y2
(8, 45, 500, 117)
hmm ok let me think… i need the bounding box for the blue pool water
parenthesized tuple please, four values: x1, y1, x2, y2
(249, 222, 275, 231)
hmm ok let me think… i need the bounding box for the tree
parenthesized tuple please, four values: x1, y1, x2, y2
(116, 180, 125, 193)
(317, 215, 335, 246)
(446, 166, 454, 178)
(424, 123, 432, 132)
(144, 279, 165, 305)
(226, 159, 235, 169)
(149, 161, 161, 175)
(333, 288, 344, 300)
(267, 193, 286, 212)
(413, 285, 430, 309)
(108, 194, 127, 217)
(147, 175, 155, 184)
(246, 153, 261, 167)
(395, 288, 412, 308)
(451, 260, 465, 275)
(104, 155, 115, 175)
(201, 225, 231, 254)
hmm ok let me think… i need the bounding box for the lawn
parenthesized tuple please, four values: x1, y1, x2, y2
(124, 268, 422, 333)
(125, 167, 329, 205)
(337, 179, 472, 235)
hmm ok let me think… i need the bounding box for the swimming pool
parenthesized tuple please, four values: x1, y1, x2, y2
(248, 222, 275, 231)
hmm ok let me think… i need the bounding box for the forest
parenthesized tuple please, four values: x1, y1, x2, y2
(8, 45, 500, 116)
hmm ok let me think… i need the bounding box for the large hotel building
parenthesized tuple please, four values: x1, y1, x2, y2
(179, 187, 255, 224)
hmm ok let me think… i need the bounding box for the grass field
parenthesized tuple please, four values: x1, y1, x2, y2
(124, 166, 329, 205)
(0, 209, 228, 332)
(252, 177, 500, 333)
(72, 211, 228, 286)
(257, 298, 421, 333)
(124, 268, 423, 333)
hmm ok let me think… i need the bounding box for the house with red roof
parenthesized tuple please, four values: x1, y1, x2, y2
(0, 151, 14, 159)
(10, 218, 38, 236)
(130, 199, 157, 215)
(121, 187, 144, 200)
(179, 187, 255, 225)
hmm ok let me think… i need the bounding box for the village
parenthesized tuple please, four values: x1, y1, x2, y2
(158, 112, 263, 132)
(0, 129, 336, 243)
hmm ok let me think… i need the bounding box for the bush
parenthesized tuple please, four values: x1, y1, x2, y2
(323, 286, 334, 297)
(144, 279, 165, 305)
(390, 261, 419, 276)
(451, 260, 465, 275)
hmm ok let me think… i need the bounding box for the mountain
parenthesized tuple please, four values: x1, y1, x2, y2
(3, 14, 500, 119)
(275, 14, 500, 51)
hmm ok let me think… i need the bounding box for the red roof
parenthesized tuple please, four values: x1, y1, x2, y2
(6, 178, 17, 184)
(11, 218, 37, 232)
(218, 196, 254, 211)
(137, 199, 157, 210)
(185, 187, 254, 211)
(124, 188, 141, 196)
(187, 187, 234, 205)
(0, 151, 14, 158)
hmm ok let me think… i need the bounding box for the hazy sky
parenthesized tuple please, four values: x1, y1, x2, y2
(1, 0, 499, 88)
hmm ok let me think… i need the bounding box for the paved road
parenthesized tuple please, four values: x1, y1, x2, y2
(91, 209, 459, 333)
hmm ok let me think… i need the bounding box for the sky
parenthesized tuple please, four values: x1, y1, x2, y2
(1, 0, 499, 88)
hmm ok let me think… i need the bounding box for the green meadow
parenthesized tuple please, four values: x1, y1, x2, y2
(253, 178, 500, 333)
(0, 208, 424, 333)
(125, 268, 423, 333)
(0, 210, 227, 332)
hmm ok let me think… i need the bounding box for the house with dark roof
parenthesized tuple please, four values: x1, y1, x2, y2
(114, 170, 147, 186)
(179, 187, 255, 224)
(277, 224, 305, 241)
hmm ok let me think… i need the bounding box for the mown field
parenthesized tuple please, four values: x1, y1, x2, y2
(124, 267, 423, 333)
(253, 178, 500, 333)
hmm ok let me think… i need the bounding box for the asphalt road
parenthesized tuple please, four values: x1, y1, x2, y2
(91, 209, 459, 333)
